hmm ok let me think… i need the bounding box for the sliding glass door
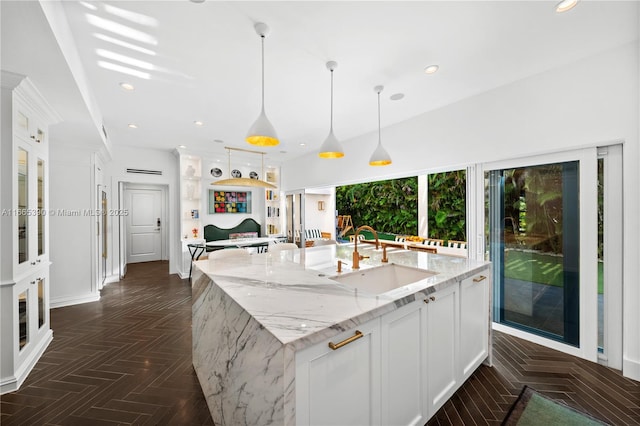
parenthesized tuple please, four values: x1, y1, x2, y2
(487, 161, 580, 345)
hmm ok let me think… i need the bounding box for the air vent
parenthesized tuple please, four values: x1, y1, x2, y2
(126, 168, 162, 176)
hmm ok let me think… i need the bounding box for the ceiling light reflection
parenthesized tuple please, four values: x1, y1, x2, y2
(86, 14, 157, 45)
(96, 49, 154, 70)
(79, 1, 98, 11)
(103, 4, 158, 27)
(98, 61, 151, 79)
(93, 33, 156, 56)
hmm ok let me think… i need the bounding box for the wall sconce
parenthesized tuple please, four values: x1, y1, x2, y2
(318, 201, 325, 211)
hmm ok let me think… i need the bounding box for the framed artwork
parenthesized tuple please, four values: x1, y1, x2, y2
(209, 190, 252, 214)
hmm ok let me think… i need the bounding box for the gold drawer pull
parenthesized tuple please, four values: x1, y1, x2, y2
(473, 275, 487, 282)
(328, 330, 363, 350)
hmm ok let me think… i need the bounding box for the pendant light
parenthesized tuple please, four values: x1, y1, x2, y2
(246, 22, 279, 147)
(369, 85, 392, 166)
(318, 61, 344, 158)
(212, 147, 276, 189)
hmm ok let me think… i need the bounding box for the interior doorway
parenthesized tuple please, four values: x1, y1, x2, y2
(123, 183, 168, 265)
(286, 191, 305, 247)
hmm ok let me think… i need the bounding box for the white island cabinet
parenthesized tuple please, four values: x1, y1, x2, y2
(192, 244, 491, 426)
(295, 268, 490, 426)
(296, 319, 381, 426)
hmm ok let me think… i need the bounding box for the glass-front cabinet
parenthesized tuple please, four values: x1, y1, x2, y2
(15, 143, 47, 277)
(1, 72, 58, 394)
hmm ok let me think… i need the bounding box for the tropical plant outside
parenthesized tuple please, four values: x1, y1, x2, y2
(335, 170, 467, 241)
(335, 177, 419, 235)
(427, 171, 466, 242)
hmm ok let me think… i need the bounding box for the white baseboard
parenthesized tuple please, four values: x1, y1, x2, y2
(1, 330, 53, 395)
(623, 357, 640, 382)
(50, 293, 100, 309)
(178, 270, 189, 280)
(104, 274, 120, 284)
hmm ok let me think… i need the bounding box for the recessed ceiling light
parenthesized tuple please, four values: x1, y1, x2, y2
(556, 0, 578, 13)
(178, 145, 187, 149)
(424, 65, 439, 74)
(280, 150, 287, 154)
(190, 0, 205, 3)
(119, 82, 135, 91)
(128, 123, 138, 129)
(299, 143, 306, 147)
(390, 93, 404, 101)
(213, 139, 224, 144)
(194, 120, 204, 127)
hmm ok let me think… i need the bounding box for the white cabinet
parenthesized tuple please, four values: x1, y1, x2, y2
(424, 284, 459, 415)
(380, 282, 460, 424)
(295, 266, 490, 426)
(1, 73, 58, 394)
(296, 319, 381, 426)
(459, 271, 491, 381)
(380, 301, 427, 426)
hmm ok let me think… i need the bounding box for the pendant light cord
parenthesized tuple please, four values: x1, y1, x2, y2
(261, 35, 265, 110)
(377, 90, 382, 144)
(330, 69, 334, 131)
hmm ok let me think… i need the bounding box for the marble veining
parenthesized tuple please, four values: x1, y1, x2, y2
(195, 244, 487, 351)
(192, 243, 489, 425)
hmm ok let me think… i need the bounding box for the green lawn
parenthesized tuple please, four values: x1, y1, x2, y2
(504, 250, 603, 294)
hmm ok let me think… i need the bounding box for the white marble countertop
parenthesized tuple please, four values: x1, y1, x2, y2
(193, 243, 489, 352)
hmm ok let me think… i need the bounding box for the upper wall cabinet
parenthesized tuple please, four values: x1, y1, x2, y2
(1, 71, 61, 394)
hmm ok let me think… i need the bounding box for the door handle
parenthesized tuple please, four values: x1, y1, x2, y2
(156, 218, 161, 231)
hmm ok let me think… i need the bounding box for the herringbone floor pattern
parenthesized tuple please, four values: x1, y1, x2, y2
(1, 261, 639, 425)
(0, 261, 213, 425)
(427, 333, 640, 425)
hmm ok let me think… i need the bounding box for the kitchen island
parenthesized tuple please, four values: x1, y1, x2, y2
(192, 243, 491, 425)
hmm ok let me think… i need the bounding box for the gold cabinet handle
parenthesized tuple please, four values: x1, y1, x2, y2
(423, 298, 429, 304)
(328, 330, 363, 350)
(423, 295, 436, 304)
(473, 275, 487, 283)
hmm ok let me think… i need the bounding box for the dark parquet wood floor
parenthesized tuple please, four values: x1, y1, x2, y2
(0, 261, 213, 426)
(1, 261, 639, 425)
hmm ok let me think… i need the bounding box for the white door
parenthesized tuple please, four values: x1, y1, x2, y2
(126, 188, 162, 263)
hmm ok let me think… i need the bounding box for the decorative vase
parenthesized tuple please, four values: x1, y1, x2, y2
(185, 165, 196, 177)
(186, 183, 195, 199)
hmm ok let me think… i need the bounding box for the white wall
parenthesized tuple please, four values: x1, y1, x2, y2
(104, 145, 180, 275)
(49, 145, 98, 307)
(282, 42, 640, 380)
(304, 193, 334, 237)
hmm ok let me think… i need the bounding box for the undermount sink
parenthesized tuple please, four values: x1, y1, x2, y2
(330, 263, 437, 295)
